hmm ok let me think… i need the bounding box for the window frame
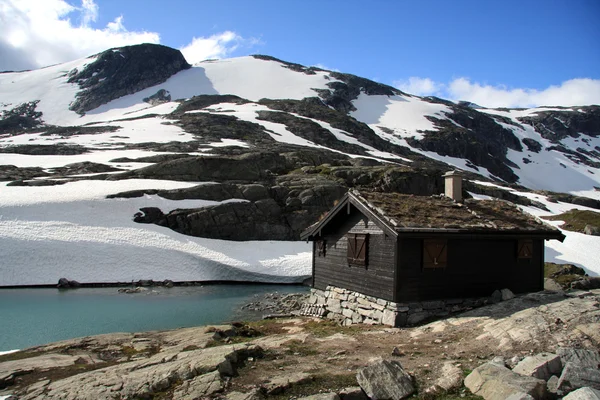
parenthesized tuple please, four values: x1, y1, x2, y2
(347, 233, 368, 268)
(316, 239, 327, 257)
(517, 239, 533, 259)
(423, 238, 448, 269)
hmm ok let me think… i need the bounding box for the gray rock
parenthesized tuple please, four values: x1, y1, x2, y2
(557, 348, 600, 369)
(490, 290, 503, 303)
(563, 387, 600, 399)
(435, 361, 464, 391)
(547, 375, 560, 393)
(262, 372, 313, 395)
(356, 360, 415, 400)
(172, 370, 223, 399)
(505, 393, 535, 400)
(513, 353, 562, 381)
(501, 288, 516, 301)
(297, 393, 340, 400)
(544, 278, 564, 291)
(491, 356, 506, 367)
(338, 386, 367, 400)
(464, 362, 547, 400)
(584, 225, 600, 236)
(557, 362, 600, 394)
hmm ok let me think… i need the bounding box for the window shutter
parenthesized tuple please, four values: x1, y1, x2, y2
(518, 239, 533, 259)
(423, 239, 448, 269)
(316, 240, 326, 257)
(347, 234, 368, 266)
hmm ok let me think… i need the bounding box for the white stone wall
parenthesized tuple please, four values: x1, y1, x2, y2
(301, 285, 492, 327)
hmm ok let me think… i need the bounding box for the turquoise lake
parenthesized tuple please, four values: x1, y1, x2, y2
(0, 284, 308, 351)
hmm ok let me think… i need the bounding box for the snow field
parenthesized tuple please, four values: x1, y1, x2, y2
(0, 180, 311, 285)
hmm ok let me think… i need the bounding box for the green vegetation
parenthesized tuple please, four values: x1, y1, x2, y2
(283, 339, 318, 356)
(302, 319, 366, 338)
(544, 209, 600, 233)
(544, 262, 586, 288)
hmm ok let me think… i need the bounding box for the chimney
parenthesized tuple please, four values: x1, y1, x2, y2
(443, 170, 463, 202)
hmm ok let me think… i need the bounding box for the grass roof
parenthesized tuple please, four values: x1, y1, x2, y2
(354, 191, 562, 234)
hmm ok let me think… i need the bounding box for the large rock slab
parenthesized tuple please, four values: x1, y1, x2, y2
(557, 362, 600, 395)
(513, 353, 562, 381)
(557, 348, 600, 369)
(563, 387, 600, 400)
(464, 362, 547, 400)
(19, 343, 262, 400)
(356, 360, 415, 400)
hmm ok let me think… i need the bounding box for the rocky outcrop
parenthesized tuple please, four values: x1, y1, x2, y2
(0, 144, 89, 155)
(464, 362, 548, 399)
(68, 44, 191, 114)
(0, 101, 43, 135)
(0, 165, 48, 181)
(518, 106, 600, 142)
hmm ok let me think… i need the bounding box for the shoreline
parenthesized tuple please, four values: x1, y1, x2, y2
(0, 278, 311, 290)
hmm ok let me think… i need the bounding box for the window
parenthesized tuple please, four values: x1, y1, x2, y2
(347, 233, 368, 267)
(316, 240, 326, 257)
(517, 239, 533, 259)
(423, 239, 448, 269)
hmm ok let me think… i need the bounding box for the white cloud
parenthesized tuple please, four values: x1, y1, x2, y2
(393, 76, 600, 108)
(393, 77, 443, 96)
(179, 31, 261, 64)
(0, 0, 160, 71)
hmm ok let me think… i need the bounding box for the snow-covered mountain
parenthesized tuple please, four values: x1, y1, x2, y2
(1, 43, 599, 285)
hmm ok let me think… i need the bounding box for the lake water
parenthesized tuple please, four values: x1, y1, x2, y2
(0, 284, 308, 352)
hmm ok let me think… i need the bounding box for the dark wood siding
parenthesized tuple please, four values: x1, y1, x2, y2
(313, 206, 396, 301)
(396, 236, 545, 302)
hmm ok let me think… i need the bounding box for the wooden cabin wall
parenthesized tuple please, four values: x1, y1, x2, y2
(313, 207, 396, 301)
(396, 237, 545, 302)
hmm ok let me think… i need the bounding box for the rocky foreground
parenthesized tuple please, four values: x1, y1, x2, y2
(1, 289, 599, 400)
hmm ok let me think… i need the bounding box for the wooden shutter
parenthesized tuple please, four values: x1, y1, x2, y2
(316, 240, 326, 257)
(517, 239, 533, 259)
(347, 234, 368, 267)
(423, 239, 448, 269)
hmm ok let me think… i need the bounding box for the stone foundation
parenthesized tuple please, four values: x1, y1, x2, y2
(300, 285, 499, 327)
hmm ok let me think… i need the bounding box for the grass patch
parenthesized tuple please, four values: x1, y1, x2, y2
(544, 262, 587, 288)
(543, 209, 600, 233)
(245, 319, 289, 336)
(267, 373, 357, 399)
(302, 319, 365, 338)
(283, 340, 319, 356)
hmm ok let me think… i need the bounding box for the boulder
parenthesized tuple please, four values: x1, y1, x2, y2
(584, 225, 600, 236)
(490, 290, 503, 303)
(435, 361, 464, 391)
(557, 348, 600, 369)
(513, 353, 562, 381)
(544, 278, 564, 291)
(356, 360, 415, 400)
(563, 387, 600, 400)
(57, 278, 80, 288)
(464, 362, 547, 400)
(557, 362, 600, 394)
(501, 288, 516, 301)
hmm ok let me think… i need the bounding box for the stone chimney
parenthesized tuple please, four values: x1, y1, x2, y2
(443, 170, 463, 202)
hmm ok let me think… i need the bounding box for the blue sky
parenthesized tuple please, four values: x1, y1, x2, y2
(1, 0, 599, 107)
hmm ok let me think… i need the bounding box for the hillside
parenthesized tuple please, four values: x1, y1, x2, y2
(0, 43, 599, 285)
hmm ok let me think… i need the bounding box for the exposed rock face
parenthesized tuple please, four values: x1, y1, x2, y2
(557, 362, 600, 394)
(464, 362, 547, 400)
(356, 360, 415, 400)
(0, 144, 88, 155)
(0, 165, 48, 181)
(0, 101, 43, 134)
(407, 100, 523, 183)
(68, 44, 190, 114)
(563, 387, 600, 399)
(142, 88, 171, 105)
(518, 106, 600, 142)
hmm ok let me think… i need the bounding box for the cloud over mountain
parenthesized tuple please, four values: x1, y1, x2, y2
(394, 76, 600, 108)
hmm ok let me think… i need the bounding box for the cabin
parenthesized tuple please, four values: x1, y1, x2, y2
(300, 172, 565, 326)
